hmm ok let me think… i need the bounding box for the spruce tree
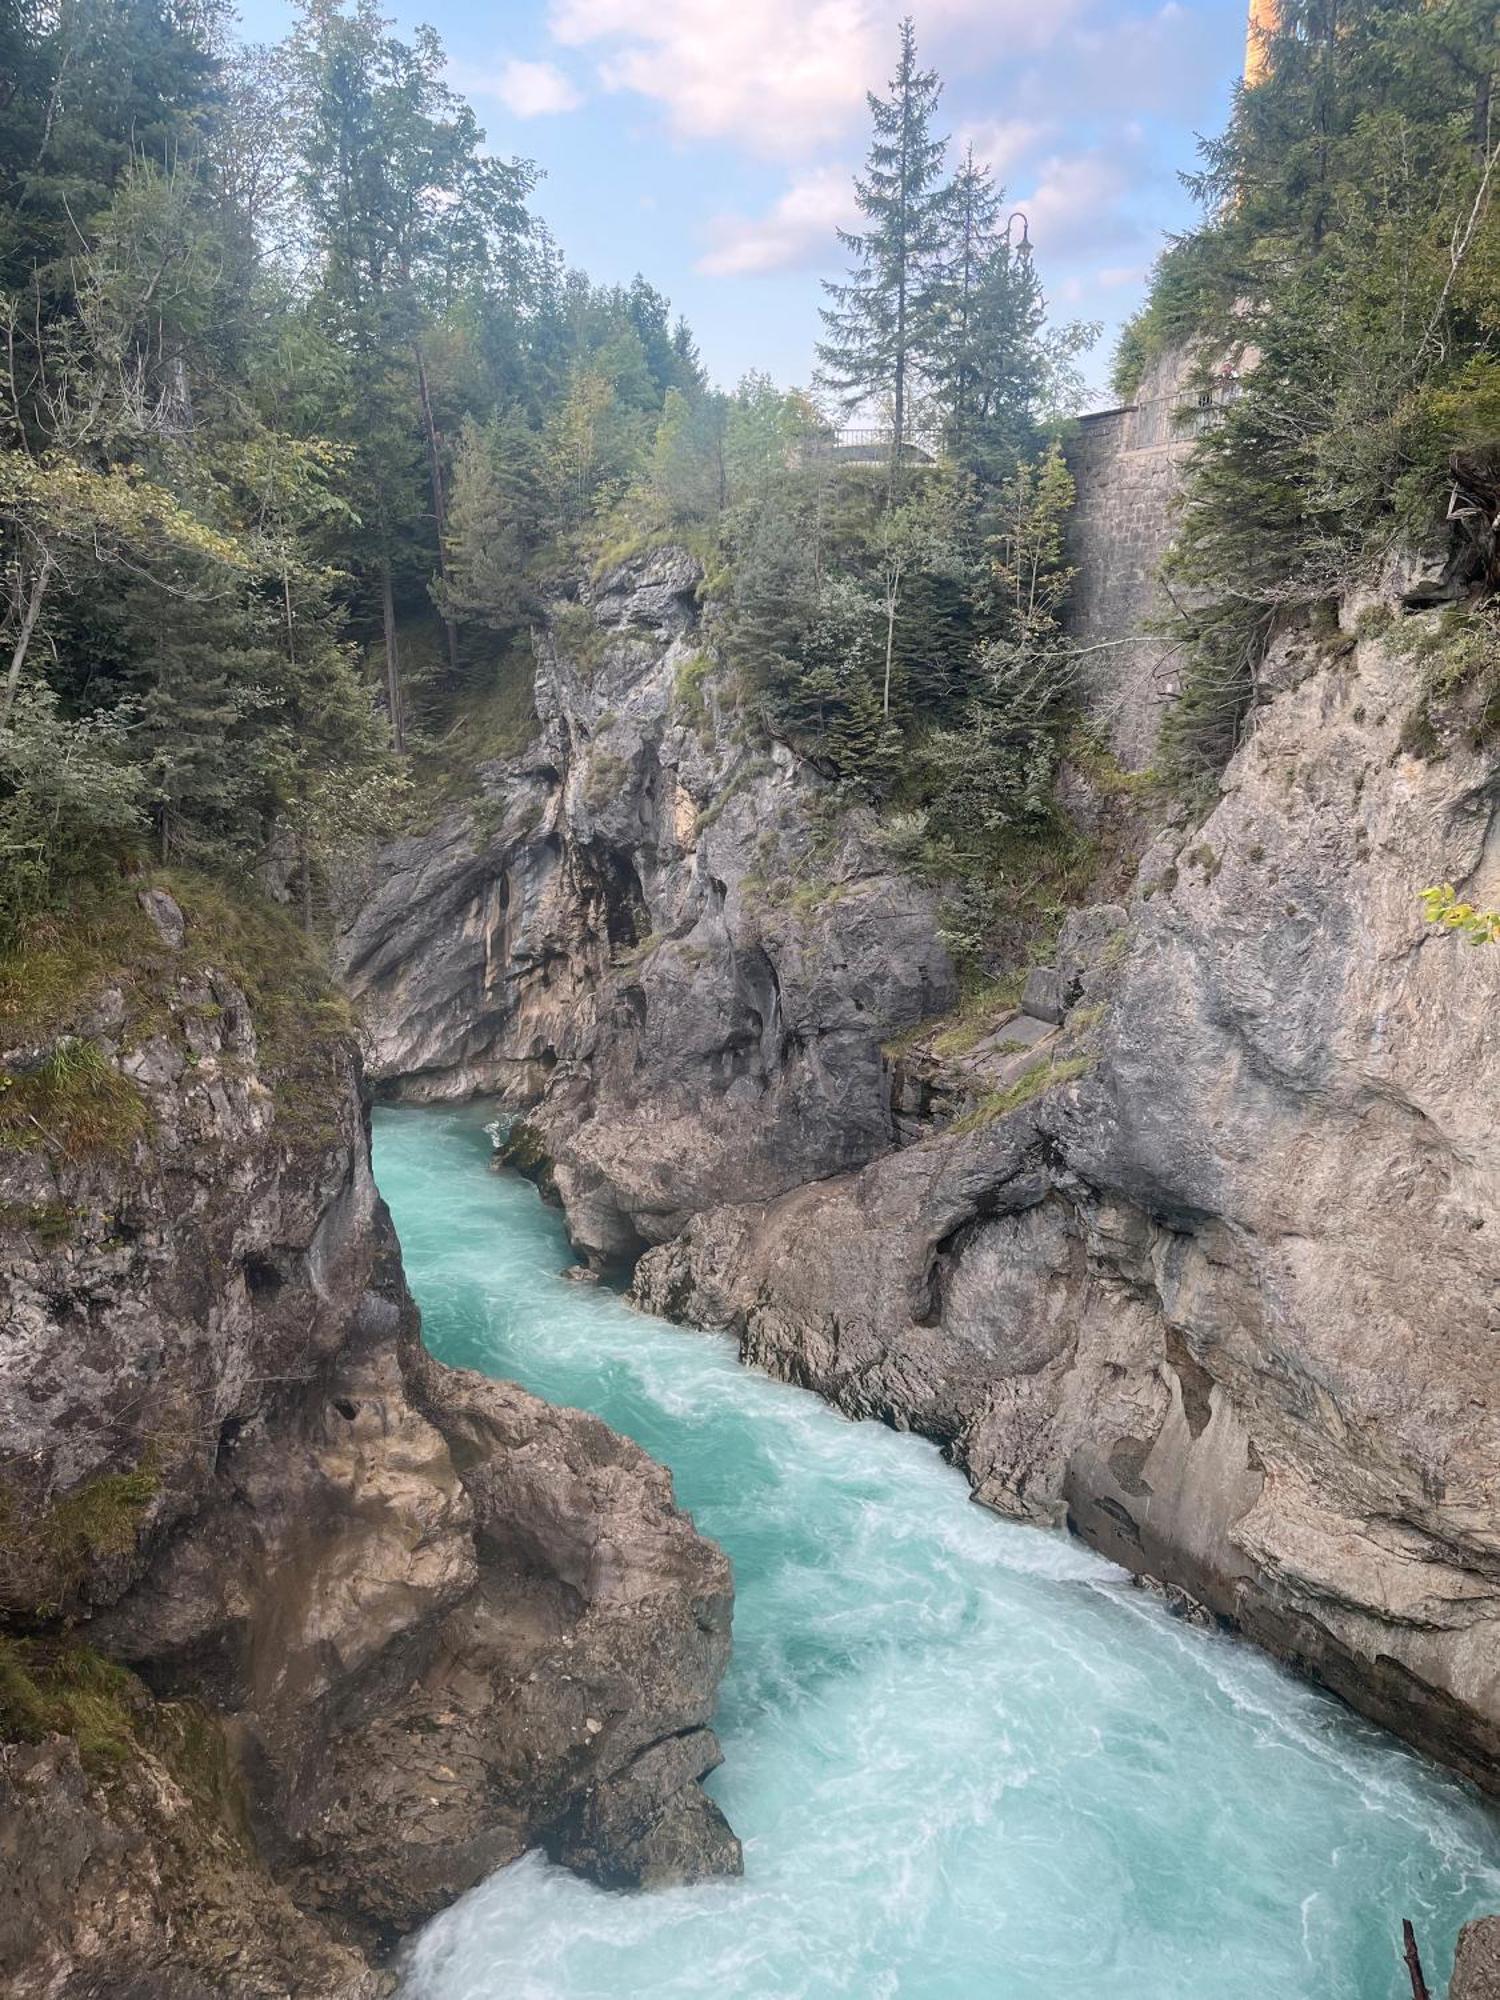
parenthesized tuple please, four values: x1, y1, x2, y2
(931, 153, 1049, 486)
(816, 18, 950, 496)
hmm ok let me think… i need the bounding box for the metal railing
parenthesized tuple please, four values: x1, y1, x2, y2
(797, 426, 938, 464)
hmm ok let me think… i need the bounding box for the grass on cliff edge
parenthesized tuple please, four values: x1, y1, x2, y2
(0, 1036, 149, 1159)
(0, 1637, 141, 1767)
(952, 1056, 1095, 1135)
(0, 1635, 251, 1823)
(0, 872, 353, 1158)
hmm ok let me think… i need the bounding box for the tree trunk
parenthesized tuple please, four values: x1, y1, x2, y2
(1402, 1920, 1430, 2000)
(414, 340, 461, 682)
(1, 554, 53, 729)
(381, 560, 405, 753)
(299, 838, 313, 936)
(883, 566, 900, 716)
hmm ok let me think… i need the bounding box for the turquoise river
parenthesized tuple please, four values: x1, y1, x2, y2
(375, 1104, 1500, 2000)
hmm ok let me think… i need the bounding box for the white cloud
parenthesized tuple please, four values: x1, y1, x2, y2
(1016, 149, 1141, 259)
(699, 165, 852, 276)
(474, 57, 584, 118)
(956, 118, 1053, 183)
(549, 0, 1078, 158)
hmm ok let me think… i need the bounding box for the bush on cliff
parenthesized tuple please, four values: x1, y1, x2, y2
(1117, 0, 1500, 787)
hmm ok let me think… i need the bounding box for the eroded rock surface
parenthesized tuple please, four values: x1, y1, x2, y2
(1, 884, 737, 1993)
(334, 547, 957, 1261)
(334, 550, 1500, 1795)
(637, 616, 1500, 1794)
(1453, 1916, 1500, 1999)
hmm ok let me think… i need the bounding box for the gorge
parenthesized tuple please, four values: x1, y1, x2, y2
(4, 0, 1500, 1990)
(379, 1102, 1500, 2000)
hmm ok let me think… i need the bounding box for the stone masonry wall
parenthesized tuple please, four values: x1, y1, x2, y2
(1064, 345, 1204, 771)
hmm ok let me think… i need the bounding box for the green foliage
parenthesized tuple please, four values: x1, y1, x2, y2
(924, 447, 1079, 847)
(951, 1055, 1094, 1133)
(1120, 0, 1500, 784)
(0, 1037, 148, 1160)
(0, 685, 144, 941)
(0, 1638, 142, 1768)
(1420, 882, 1500, 944)
(817, 19, 950, 482)
(40, 1460, 160, 1569)
(0, 0, 711, 923)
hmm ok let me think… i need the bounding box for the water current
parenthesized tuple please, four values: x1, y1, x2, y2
(374, 1103, 1500, 2000)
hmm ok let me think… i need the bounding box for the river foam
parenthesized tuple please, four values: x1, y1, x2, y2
(375, 1104, 1500, 2000)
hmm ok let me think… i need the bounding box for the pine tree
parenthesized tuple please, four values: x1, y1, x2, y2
(816, 17, 950, 497)
(931, 146, 1000, 459)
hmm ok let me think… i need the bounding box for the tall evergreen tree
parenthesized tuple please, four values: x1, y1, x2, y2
(288, 0, 538, 735)
(931, 155, 1049, 485)
(816, 17, 950, 496)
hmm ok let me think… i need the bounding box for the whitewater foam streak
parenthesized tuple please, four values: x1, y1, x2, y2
(375, 1105, 1500, 2000)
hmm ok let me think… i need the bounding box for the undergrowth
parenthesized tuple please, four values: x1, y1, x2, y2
(0, 1638, 141, 1768)
(951, 1055, 1094, 1134)
(0, 1038, 147, 1160)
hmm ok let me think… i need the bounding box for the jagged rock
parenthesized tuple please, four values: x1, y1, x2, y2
(1055, 901, 1127, 1011)
(1020, 964, 1063, 1024)
(1452, 1917, 1500, 1999)
(0, 1728, 385, 2000)
(1, 889, 738, 1988)
(551, 1727, 739, 1888)
(635, 619, 1500, 1797)
(334, 548, 957, 1259)
(137, 886, 186, 949)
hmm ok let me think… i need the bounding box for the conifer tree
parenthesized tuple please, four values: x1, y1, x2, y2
(817, 18, 950, 496)
(435, 413, 542, 634)
(931, 159, 1050, 485)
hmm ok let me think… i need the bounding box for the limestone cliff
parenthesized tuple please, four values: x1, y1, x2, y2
(335, 545, 1500, 1807)
(0, 881, 737, 1996)
(634, 609, 1500, 1796)
(335, 548, 957, 1263)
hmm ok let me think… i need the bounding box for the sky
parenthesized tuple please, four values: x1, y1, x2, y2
(232, 0, 1248, 409)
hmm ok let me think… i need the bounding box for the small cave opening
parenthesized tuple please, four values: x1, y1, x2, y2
(594, 849, 650, 953)
(244, 1255, 285, 1302)
(332, 1397, 359, 1422)
(214, 1415, 242, 1470)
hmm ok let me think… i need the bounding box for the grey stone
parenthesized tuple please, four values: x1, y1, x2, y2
(635, 616, 1500, 1802)
(1055, 902, 1128, 1009)
(138, 886, 186, 948)
(1063, 345, 1202, 769)
(1, 923, 738, 1987)
(333, 545, 958, 1258)
(1452, 1918, 1500, 2000)
(1020, 965, 1063, 1024)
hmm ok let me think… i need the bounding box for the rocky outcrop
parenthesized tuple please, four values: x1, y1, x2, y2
(334, 548, 957, 1261)
(333, 544, 1500, 1796)
(0, 880, 737, 1993)
(1452, 1917, 1500, 1999)
(635, 611, 1500, 1796)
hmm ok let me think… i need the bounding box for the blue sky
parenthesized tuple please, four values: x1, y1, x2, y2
(233, 0, 1247, 408)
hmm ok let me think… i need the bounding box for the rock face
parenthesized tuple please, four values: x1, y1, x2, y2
(1452, 1917, 1500, 1999)
(334, 547, 957, 1262)
(0, 883, 737, 1994)
(636, 614, 1500, 1796)
(334, 546, 1500, 1795)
